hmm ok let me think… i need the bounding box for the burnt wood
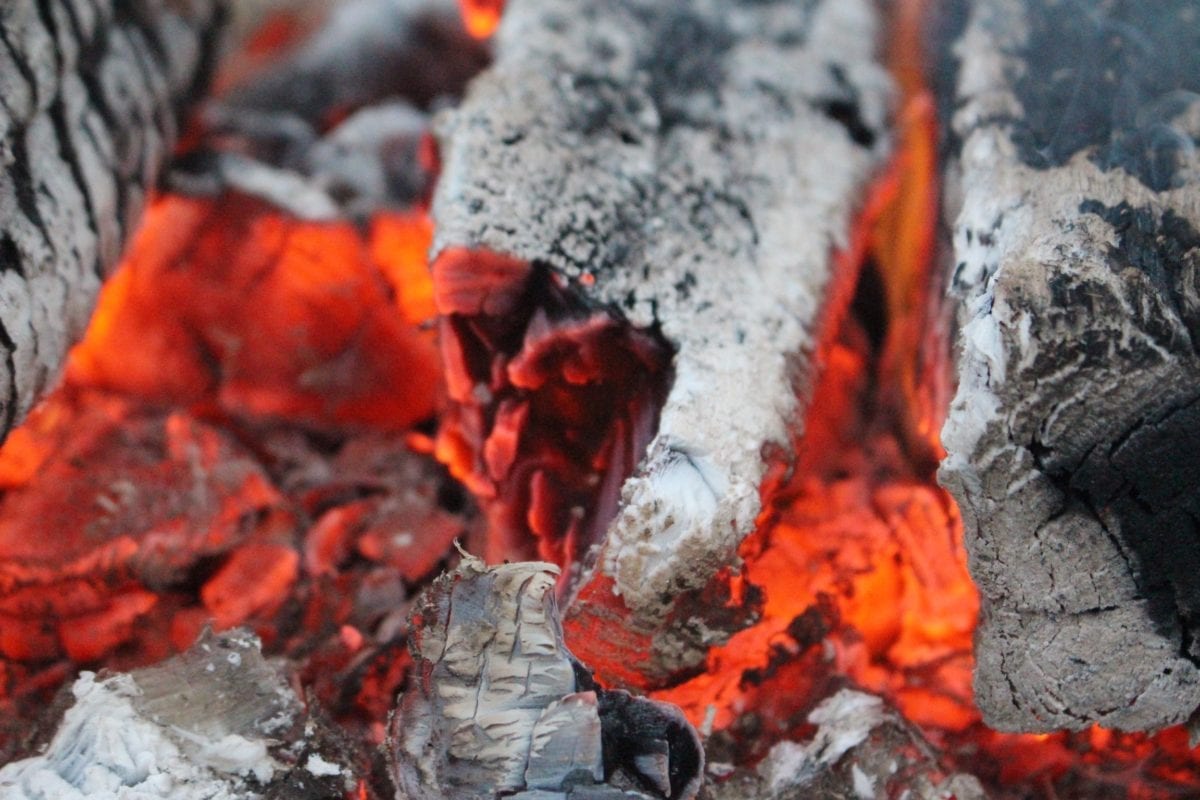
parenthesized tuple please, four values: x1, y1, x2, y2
(709, 689, 987, 800)
(429, 0, 892, 687)
(0, 0, 224, 443)
(938, 0, 1200, 731)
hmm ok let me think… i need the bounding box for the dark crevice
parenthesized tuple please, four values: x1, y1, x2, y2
(0, 18, 40, 108)
(48, 97, 101, 266)
(0, 316, 20, 439)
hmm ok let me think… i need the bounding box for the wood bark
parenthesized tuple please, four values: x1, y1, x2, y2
(389, 555, 704, 800)
(429, 0, 892, 687)
(938, 0, 1200, 731)
(0, 0, 224, 442)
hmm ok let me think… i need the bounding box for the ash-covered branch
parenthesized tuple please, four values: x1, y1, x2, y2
(0, 0, 224, 443)
(429, 0, 892, 686)
(938, 0, 1200, 731)
(389, 554, 704, 799)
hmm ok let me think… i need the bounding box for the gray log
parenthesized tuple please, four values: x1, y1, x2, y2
(938, 0, 1200, 731)
(0, 0, 224, 441)
(430, 0, 892, 685)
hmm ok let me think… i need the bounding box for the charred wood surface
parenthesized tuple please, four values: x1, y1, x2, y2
(938, 0, 1200, 731)
(0, 0, 224, 443)
(389, 555, 704, 800)
(708, 689, 987, 800)
(430, 0, 892, 686)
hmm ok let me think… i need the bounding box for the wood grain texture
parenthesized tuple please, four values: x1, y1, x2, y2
(0, 0, 224, 441)
(939, 0, 1200, 731)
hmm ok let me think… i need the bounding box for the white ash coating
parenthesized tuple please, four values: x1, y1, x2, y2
(431, 0, 892, 670)
(0, 630, 298, 800)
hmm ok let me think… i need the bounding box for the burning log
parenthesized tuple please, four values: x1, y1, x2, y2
(0, 0, 224, 442)
(708, 689, 987, 800)
(390, 553, 704, 799)
(0, 628, 359, 800)
(938, 0, 1200, 731)
(430, 0, 893, 686)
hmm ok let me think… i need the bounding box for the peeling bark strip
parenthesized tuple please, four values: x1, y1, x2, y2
(390, 555, 704, 799)
(430, 0, 891, 685)
(938, 0, 1200, 731)
(0, 0, 224, 441)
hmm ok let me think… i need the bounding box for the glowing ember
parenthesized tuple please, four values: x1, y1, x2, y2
(458, 0, 504, 39)
(432, 250, 673, 568)
(67, 194, 441, 432)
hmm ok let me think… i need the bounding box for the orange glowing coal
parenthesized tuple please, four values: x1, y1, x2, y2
(67, 193, 441, 432)
(458, 0, 504, 39)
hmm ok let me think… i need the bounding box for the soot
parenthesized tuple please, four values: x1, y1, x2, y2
(1008, 0, 1200, 191)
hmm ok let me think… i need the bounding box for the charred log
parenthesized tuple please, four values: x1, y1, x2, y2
(0, 0, 225, 443)
(429, 0, 892, 687)
(938, 0, 1200, 731)
(389, 554, 704, 800)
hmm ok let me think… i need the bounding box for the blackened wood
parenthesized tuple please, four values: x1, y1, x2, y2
(430, 0, 892, 686)
(938, 0, 1200, 731)
(0, 0, 224, 442)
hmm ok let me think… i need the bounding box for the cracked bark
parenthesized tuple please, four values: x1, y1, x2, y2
(389, 554, 704, 800)
(429, 0, 892, 687)
(0, 0, 224, 442)
(938, 0, 1200, 731)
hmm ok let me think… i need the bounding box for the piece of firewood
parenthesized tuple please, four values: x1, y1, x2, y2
(938, 0, 1200, 731)
(429, 0, 892, 687)
(389, 554, 704, 799)
(0, 0, 224, 442)
(0, 628, 359, 800)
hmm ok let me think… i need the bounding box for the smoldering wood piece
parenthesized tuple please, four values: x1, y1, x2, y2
(430, 0, 892, 686)
(169, 100, 434, 219)
(707, 689, 987, 800)
(389, 555, 703, 800)
(219, 0, 489, 125)
(938, 0, 1200, 731)
(0, 628, 359, 800)
(0, 0, 224, 443)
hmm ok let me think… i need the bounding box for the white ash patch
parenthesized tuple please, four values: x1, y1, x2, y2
(0, 672, 276, 800)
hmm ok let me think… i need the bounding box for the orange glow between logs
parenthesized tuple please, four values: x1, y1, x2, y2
(0, 1, 1198, 795)
(458, 0, 504, 39)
